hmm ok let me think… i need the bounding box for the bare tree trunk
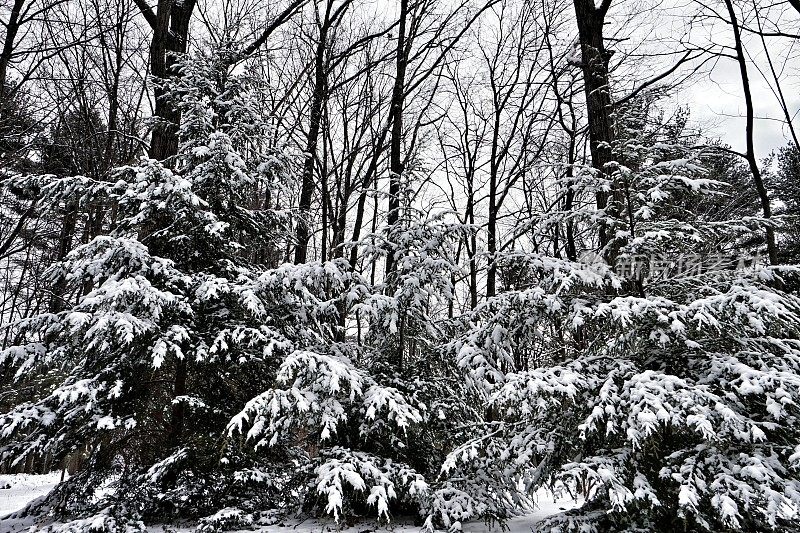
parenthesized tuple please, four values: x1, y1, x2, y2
(572, 0, 619, 258)
(0, 0, 25, 97)
(486, 108, 500, 298)
(467, 187, 478, 310)
(168, 358, 187, 443)
(0, 198, 36, 260)
(349, 121, 391, 270)
(100, 0, 126, 170)
(136, 0, 196, 444)
(384, 0, 408, 277)
(724, 0, 778, 264)
(50, 202, 79, 313)
(295, 6, 331, 264)
(147, 0, 196, 162)
(564, 134, 578, 261)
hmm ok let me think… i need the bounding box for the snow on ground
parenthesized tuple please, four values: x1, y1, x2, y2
(462, 498, 580, 533)
(0, 472, 62, 518)
(0, 474, 579, 532)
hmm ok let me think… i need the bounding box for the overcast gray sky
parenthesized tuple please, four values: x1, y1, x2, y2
(672, 0, 798, 158)
(689, 51, 799, 158)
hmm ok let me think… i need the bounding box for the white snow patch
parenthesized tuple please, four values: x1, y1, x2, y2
(1, 474, 578, 532)
(0, 472, 63, 517)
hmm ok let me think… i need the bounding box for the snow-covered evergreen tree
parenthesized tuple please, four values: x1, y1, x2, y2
(436, 97, 800, 532)
(2, 29, 798, 533)
(0, 46, 297, 529)
(0, 43, 474, 531)
(227, 203, 466, 525)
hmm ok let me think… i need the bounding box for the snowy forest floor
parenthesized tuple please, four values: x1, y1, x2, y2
(0, 473, 579, 532)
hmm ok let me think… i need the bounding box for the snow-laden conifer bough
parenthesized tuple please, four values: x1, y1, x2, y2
(0, 47, 799, 533)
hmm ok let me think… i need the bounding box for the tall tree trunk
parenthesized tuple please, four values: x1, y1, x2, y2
(168, 358, 187, 443)
(333, 177, 348, 259)
(565, 134, 578, 261)
(148, 0, 195, 162)
(101, 6, 125, 171)
(572, 0, 618, 259)
(467, 186, 478, 310)
(295, 7, 330, 265)
(0, 0, 24, 98)
(486, 106, 501, 299)
(723, 0, 778, 265)
(385, 0, 408, 277)
(141, 0, 196, 443)
(349, 120, 392, 269)
(50, 202, 78, 313)
(487, 184, 498, 298)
